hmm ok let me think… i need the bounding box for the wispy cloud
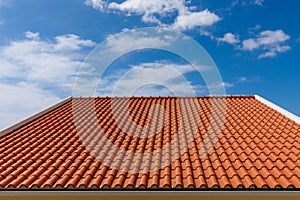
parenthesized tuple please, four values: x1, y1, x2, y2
(236, 76, 261, 83)
(0, 31, 96, 129)
(222, 0, 264, 12)
(0, 0, 9, 7)
(0, 31, 95, 84)
(216, 29, 291, 59)
(254, 0, 264, 6)
(241, 30, 291, 58)
(104, 29, 172, 54)
(85, 0, 221, 31)
(237, 76, 247, 82)
(207, 81, 233, 92)
(0, 0, 8, 26)
(25, 31, 40, 40)
(249, 24, 261, 32)
(84, 0, 107, 12)
(205, 76, 261, 95)
(0, 82, 60, 130)
(96, 62, 212, 96)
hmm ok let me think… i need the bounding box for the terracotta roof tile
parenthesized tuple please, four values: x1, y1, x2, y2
(0, 96, 300, 190)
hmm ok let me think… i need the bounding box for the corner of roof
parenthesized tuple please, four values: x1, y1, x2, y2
(254, 94, 300, 125)
(0, 97, 72, 137)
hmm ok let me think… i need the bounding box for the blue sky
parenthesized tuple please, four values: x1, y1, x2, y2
(0, 0, 299, 129)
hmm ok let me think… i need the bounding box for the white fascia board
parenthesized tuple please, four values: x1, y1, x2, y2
(255, 95, 300, 125)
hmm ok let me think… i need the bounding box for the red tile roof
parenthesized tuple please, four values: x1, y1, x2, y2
(0, 96, 299, 190)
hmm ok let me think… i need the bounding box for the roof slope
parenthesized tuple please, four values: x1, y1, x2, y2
(0, 96, 299, 190)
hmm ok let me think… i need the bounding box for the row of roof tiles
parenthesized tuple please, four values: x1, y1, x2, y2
(0, 96, 299, 189)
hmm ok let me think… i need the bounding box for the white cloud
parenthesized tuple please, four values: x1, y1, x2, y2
(211, 82, 233, 89)
(205, 81, 233, 95)
(84, 0, 106, 12)
(217, 32, 240, 45)
(86, 0, 221, 31)
(172, 9, 221, 31)
(258, 51, 276, 58)
(96, 62, 210, 96)
(258, 45, 291, 58)
(241, 29, 291, 58)
(270, 45, 291, 53)
(25, 31, 40, 40)
(0, 32, 95, 84)
(199, 29, 212, 37)
(251, 24, 261, 31)
(237, 76, 247, 82)
(54, 34, 95, 51)
(105, 30, 171, 53)
(0, 82, 61, 130)
(236, 76, 261, 83)
(224, 0, 263, 12)
(256, 30, 290, 45)
(242, 38, 259, 50)
(108, 0, 186, 21)
(0, 31, 96, 130)
(254, 0, 264, 6)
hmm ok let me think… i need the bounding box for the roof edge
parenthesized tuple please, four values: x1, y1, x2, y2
(254, 95, 300, 125)
(0, 191, 300, 196)
(0, 97, 72, 137)
(72, 95, 255, 99)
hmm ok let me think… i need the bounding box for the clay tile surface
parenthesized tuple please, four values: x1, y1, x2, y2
(0, 96, 300, 190)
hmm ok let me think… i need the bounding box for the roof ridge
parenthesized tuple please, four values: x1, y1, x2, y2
(0, 97, 72, 137)
(72, 95, 255, 99)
